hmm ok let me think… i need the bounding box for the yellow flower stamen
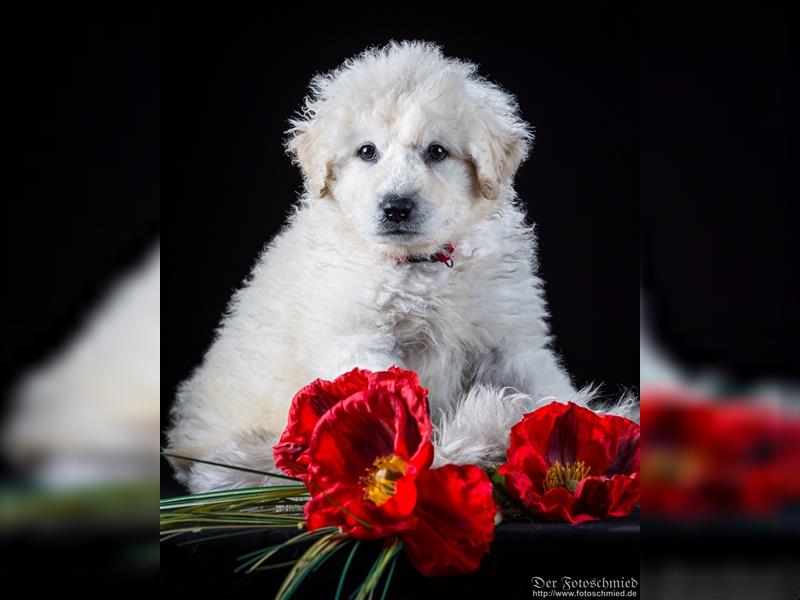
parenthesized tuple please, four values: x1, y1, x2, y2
(361, 454, 408, 506)
(544, 460, 591, 494)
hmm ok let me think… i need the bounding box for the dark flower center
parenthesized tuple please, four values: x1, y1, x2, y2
(361, 454, 408, 506)
(544, 460, 590, 494)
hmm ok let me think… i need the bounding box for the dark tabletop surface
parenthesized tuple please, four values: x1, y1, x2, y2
(161, 516, 640, 599)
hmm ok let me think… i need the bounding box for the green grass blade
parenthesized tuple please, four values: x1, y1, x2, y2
(160, 451, 301, 482)
(252, 559, 299, 571)
(335, 541, 361, 600)
(274, 533, 351, 600)
(350, 538, 403, 600)
(160, 485, 308, 507)
(235, 527, 336, 561)
(379, 553, 399, 600)
(176, 528, 271, 546)
(234, 528, 336, 574)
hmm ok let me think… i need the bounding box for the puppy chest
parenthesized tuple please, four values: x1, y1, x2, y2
(372, 270, 470, 356)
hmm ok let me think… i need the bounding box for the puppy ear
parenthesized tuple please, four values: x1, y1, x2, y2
(467, 86, 533, 200)
(286, 122, 332, 198)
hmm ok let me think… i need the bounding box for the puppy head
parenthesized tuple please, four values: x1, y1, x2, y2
(286, 41, 533, 255)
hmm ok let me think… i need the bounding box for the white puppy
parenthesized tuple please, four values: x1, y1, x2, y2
(168, 41, 635, 492)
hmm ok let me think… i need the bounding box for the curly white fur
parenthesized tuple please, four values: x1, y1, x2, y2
(167, 41, 638, 492)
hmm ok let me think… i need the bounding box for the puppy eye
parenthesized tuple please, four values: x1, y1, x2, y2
(358, 143, 378, 162)
(426, 144, 448, 162)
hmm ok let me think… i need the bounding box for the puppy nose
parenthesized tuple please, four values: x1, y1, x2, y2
(381, 195, 415, 223)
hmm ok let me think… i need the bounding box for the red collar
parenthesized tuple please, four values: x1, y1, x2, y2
(401, 243, 455, 268)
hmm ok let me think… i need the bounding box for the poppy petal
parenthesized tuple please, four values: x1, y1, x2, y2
(545, 403, 615, 474)
(573, 473, 640, 519)
(498, 445, 548, 504)
(308, 392, 407, 487)
(401, 465, 496, 576)
(273, 368, 371, 479)
(304, 480, 418, 540)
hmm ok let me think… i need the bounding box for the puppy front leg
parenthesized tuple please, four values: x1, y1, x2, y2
(476, 344, 576, 402)
(434, 346, 581, 468)
(318, 332, 401, 378)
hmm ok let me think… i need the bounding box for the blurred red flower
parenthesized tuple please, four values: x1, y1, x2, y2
(641, 388, 800, 517)
(274, 367, 496, 576)
(498, 401, 640, 523)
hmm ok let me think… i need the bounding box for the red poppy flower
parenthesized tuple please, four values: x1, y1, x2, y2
(273, 367, 427, 482)
(275, 367, 497, 576)
(498, 401, 640, 524)
(302, 382, 433, 539)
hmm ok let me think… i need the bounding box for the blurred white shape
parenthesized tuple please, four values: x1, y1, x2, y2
(3, 245, 160, 487)
(640, 292, 683, 388)
(641, 290, 800, 407)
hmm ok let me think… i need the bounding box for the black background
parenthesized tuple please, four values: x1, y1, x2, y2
(642, 7, 799, 380)
(3, 4, 799, 596)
